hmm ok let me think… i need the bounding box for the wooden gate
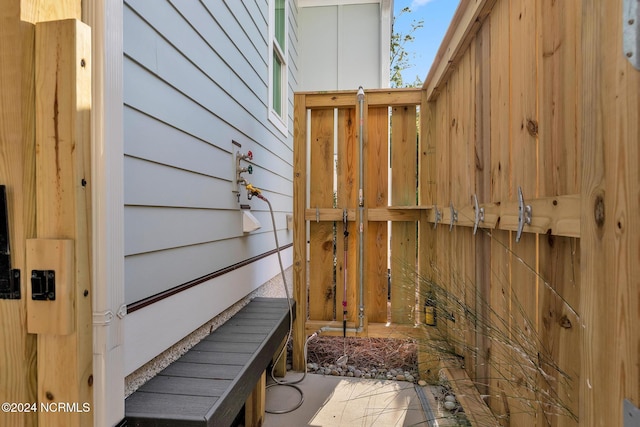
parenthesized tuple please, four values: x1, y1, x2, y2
(292, 89, 439, 374)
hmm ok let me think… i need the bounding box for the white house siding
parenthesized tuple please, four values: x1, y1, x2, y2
(298, 0, 391, 91)
(123, 0, 297, 373)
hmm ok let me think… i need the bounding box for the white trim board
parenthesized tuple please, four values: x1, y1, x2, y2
(82, 1, 126, 426)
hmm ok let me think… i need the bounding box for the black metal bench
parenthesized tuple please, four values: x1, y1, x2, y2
(124, 297, 293, 427)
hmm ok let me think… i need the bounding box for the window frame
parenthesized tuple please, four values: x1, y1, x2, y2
(268, 0, 288, 135)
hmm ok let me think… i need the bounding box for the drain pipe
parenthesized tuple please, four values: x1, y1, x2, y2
(357, 86, 365, 329)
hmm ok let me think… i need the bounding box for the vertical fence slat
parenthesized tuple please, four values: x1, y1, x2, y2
(365, 106, 389, 324)
(448, 57, 466, 357)
(509, 0, 540, 424)
(309, 109, 335, 321)
(419, 97, 439, 381)
(488, 0, 511, 421)
(462, 43, 477, 379)
(390, 106, 417, 324)
(435, 84, 451, 345)
(578, 2, 606, 423)
(538, 0, 581, 425)
(474, 17, 492, 397)
(337, 108, 358, 323)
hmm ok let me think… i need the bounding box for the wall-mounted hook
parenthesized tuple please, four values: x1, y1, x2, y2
(433, 205, 442, 230)
(449, 201, 458, 232)
(473, 194, 485, 235)
(516, 186, 532, 243)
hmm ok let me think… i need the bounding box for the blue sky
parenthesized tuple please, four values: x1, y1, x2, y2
(393, 0, 460, 85)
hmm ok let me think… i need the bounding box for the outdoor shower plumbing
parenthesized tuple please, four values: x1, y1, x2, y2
(236, 150, 253, 186)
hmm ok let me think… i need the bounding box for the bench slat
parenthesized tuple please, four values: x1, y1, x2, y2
(161, 362, 242, 380)
(139, 376, 233, 397)
(203, 331, 266, 343)
(192, 340, 262, 353)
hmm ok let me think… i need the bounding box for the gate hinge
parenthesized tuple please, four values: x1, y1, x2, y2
(624, 0, 640, 70)
(0, 185, 20, 300)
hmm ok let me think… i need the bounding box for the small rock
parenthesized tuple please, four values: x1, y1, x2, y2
(405, 374, 415, 382)
(346, 371, 354, 377)
(331, 370, 340, 376)
(418, 380, 427, 386)
(389, 369, 398, 376)
(354, 369, 362, 378)
(396, 374, 405, 381)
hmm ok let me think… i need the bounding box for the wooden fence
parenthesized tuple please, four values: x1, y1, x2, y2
(294, 0, 639, 426)
(292, 88, 425, 330)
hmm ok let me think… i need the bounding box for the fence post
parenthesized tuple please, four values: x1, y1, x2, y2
(33, 19, 93, 427)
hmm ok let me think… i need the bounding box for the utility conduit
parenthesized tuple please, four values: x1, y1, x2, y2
(357, 86, 365, 329)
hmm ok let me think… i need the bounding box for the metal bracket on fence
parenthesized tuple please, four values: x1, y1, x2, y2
(623, 0, 640, 70)
(516, 186, 532, 243)
(315, 207, 320, 223)
(624, 399, 640, 427)
(433, 205, 442, 230)
(473, 194, 485, 235)
(449, 201, 458, 232)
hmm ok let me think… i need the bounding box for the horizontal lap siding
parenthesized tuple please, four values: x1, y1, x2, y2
(123, 0, 295, 305)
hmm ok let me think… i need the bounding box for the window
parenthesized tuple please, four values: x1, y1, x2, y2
(269, 0, 287, 133)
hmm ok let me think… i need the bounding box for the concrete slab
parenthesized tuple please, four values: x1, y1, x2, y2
(263, 372, 428, 427)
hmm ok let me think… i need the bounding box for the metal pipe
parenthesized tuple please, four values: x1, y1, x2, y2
(357, 86, 365, 329)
